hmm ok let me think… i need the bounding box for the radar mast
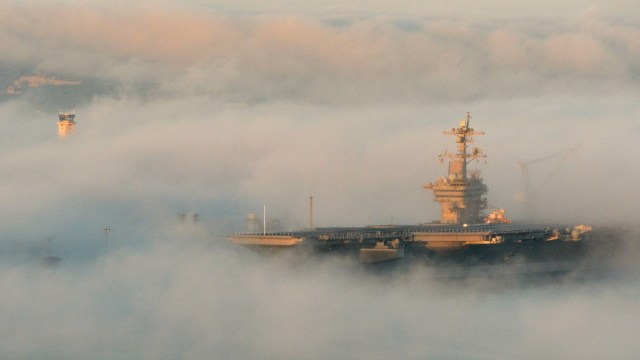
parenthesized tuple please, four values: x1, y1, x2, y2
(424, 112, 488, 224)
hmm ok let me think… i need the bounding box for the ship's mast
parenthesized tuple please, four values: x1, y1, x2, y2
(424, 112, 488, 224)
(438, 112, 485, 180)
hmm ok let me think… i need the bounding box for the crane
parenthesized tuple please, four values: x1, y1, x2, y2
(518, 144, 582, 220)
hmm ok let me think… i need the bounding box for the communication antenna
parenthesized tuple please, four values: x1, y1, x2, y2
(263, 205, 266, 235)
(309, 195, 314, 230)
(103, 226, 111, 254)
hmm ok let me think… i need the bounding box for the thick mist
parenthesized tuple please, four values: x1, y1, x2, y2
(1, 1, 639, 359)
(2, 226, 640, 360)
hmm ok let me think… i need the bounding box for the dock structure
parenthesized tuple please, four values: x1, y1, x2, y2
(228, 113, 592, 264)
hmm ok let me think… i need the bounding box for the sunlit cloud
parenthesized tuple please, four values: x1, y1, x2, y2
(1, 3, 638, 103)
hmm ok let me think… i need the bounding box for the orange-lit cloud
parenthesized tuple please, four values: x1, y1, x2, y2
(0, 3, 638, 103)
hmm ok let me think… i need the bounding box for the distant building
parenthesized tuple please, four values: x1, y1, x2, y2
(178, 212, 200, 224)
(58, 110, 76, 138)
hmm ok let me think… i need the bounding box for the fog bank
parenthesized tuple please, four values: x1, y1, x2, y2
(0, 1, 639, 358)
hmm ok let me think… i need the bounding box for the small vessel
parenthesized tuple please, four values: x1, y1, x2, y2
(359, 240, 405, 264)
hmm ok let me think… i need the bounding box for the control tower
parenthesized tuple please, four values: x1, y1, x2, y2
(424, 112, 487, 224)
(57, 110, 76, 138)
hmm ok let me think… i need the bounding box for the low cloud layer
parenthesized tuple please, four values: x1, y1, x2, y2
(0, 1, 639, 358)
(1, 3, 638, 104)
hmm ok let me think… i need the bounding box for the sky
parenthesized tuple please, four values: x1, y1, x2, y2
(1, 0, 640, 359)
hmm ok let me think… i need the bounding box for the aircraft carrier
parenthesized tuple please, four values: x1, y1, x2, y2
(228, 113, 592, 264)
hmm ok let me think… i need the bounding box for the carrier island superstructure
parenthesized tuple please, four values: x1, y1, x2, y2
(228, 113, 591, 264)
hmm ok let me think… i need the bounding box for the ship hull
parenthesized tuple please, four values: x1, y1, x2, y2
(228, 223, 589, 265)
(359, 247, 405, 264)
